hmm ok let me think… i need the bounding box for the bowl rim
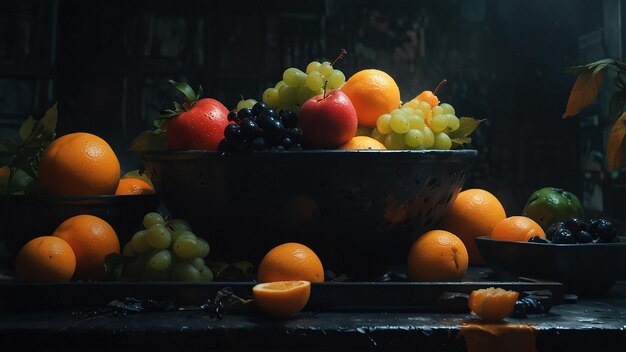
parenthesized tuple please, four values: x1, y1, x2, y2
(475, 235, 626, 247)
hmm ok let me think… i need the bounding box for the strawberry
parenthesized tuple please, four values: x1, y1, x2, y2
(158, 81, 229, 151)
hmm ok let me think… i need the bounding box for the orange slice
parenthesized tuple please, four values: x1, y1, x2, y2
(468, 287, 519, 321)
(253, 280, 311, 318)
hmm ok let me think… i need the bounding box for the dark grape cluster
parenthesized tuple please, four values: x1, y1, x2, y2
(218, 102, 303, 152)
(529, 218, 619, 244)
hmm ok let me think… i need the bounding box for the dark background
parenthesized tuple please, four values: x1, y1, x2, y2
(0, 0, 624, 216)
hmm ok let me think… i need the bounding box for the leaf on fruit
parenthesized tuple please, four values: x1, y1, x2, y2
(170, 80, 197, 103)
(606, 112, 626, 171)
(448, 117, 484, 139)
(130, 130, 167, 152)
(18, 116, 35, 142)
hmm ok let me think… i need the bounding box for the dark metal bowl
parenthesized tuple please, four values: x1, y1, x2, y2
(142, 150, 477, 277)
(476, 236, 626, 294)
(0, 194, 160, 255)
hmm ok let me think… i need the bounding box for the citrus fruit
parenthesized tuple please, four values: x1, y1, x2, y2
(15, 236, 76, 282)
(337, 136, 386, 150)
(253, 280, 311, 317)
(39, 132, 121, 195)
(440, 189, 507, 265)
(468, 287, 519, 321)
(341, 69, 401, 128)
(523, 187, 584, 229)
(407, 230, 469, 282)
(53, 214, 120, 280)
(115, 178, 155, 195)
(257, 242, 324, 283)
(491, 216, 546, 242)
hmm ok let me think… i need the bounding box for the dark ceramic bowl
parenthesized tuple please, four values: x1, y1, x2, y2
(0, 194, 160, 255)
(476, 236, 626, 294)
(142, 150, 477, 277)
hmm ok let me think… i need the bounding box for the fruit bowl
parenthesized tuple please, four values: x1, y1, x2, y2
(476, 236, 626, 294)
(0, 194, 160, 255)
(142, 149, 477, 277)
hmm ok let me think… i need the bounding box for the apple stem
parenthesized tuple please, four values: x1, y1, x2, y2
(433, 79, 447, 95)
(323, 81, 329, 99)
(330, 48, 348, 67)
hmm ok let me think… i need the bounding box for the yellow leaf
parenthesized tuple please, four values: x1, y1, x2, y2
(607, 112, 626, 171)
(562, 70, 605, 119)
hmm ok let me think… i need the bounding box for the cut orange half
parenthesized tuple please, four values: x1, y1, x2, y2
(468, 287, 519, 321)
(253, 280, 311, 318)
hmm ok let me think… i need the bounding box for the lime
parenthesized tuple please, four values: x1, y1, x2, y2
(522, 187, 584, 229)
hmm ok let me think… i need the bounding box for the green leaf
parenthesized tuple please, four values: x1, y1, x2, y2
(451, 137, 472, 149)
(41, 103, 58, 133)
(566, 58, 617, 75)
(448, 117, 484, 139)
(157, 109, 179, 120)
(606, 112, 626, 171)
(169, 80, 197, 103)
(609, 91, 626, 121)
(19, 116, 35, 142)
(104, 253, 132, 281)
(130, 130, 168, 152)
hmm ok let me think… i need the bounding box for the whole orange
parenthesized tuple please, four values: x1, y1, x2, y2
(341, 69, 401, 128)
(440, 189, 506, 265)
(39, 132, 120, 195)
(337, 136, 386, 150)
(257, 242, 324, 283)
(491, 216, 546, 242)
(15, 236, 76, 282)
(115, 178, 155, 195)
(53, 214, 120, 280)
(407, 230, 469, 282)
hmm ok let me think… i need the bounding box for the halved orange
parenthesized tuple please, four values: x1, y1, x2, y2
(252, 280, 311, 318)
(468, 287, 519, 321)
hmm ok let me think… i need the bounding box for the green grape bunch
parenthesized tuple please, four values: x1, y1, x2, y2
(122, 212, 214, 282)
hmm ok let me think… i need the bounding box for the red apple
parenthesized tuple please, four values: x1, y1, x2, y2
(299, 90, 358, 148)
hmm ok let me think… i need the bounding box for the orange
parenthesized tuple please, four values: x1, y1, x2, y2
(115, 178, 155, 195)
(440, 189, 506, 266)
(257, 242, 324, 283)
(468, 287, 519, 321)
(39, 132, 121, 195)
(407, 230, 469, 282)
(53, 214, 120, 280)
(337, 136, 386, 150)
(491, 216, 546, 242)
(253, 280, 311, 317)
(15, 236, 76, 282)
(341, 69, 401, 128)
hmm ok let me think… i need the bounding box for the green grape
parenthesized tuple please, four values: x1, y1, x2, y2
(371, 128, 387, 143)
(199, 267, 214, 282)
(148, 249, 172, 272)
(143, 212, 164, 229)
(407, 114, 425, 130)
(297, 87, 316, 105)
(186, 257, 206, 271)
(283, 67, 307, 87)
(400, 107, 414, 115)
(319, 61, 333, 77)
(173, 233, 199, 259)
(170, 230, 182, 244)
(445, 114, 460, 132)
(390, 114, 410, 134)
(263, 88, 280, 107)
(440, 103, 455, 115)
(278, 85, 298, 107)
(390, 108, 403, 115)
(328, 69, 345, 89)
(130, 230, 151, 253)
(171, 262, 201, 282)
(196, 238, 210, 258)
(236, 99, 257, 110)
(405, 129, 425, 149)
(430, 114, 447, 133)
(403, 99, 420, 110)
(122, 242, 136, 257)
(305, 71, 324, 91)
(422, 127, 435, 148)
(415, 101, 432, 114)
(169, 219, 192, 233)
(413, 108, 426, 119)
(356, 126, 372, 137)
(145, 223, 172, 249)
(306, 61, 322, 74)
(384, 133, 406, 150)
(376, 114, 392, 134)
(275, 80, 286, 90)
(433, 132, 452, 150)
(431, 105, 444, 116)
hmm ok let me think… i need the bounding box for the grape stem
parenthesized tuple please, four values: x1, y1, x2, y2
(330, 49, 348, 67)
(323, 81, 329, 99)
(433, 79, 447, 95)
